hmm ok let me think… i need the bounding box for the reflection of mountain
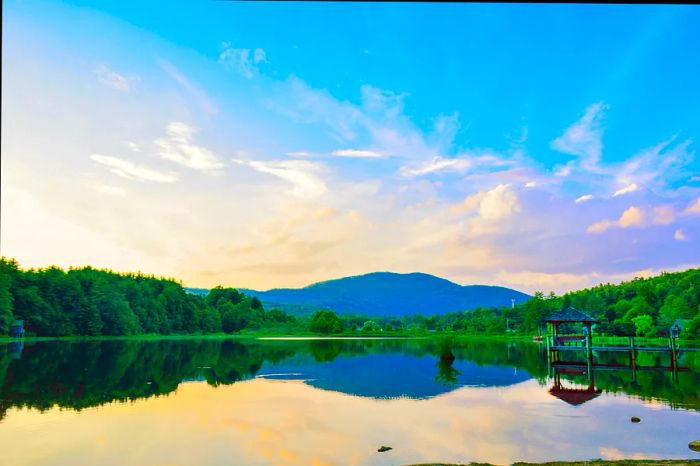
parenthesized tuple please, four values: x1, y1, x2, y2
(257, 354, 531, 399)
(0, 338, 698, 419)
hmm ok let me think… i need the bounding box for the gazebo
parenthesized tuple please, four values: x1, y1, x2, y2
(544, 307, 596, 350)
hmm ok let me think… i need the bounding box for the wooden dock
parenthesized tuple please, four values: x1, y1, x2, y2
(550, 345, 697, 352)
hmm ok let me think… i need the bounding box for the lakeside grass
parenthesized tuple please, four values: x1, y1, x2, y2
(1, 331, 697, 347)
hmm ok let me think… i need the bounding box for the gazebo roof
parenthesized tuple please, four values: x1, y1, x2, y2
(544, 307, 596, 323)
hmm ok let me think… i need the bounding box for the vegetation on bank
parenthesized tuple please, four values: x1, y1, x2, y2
(1, 257, 699, 340)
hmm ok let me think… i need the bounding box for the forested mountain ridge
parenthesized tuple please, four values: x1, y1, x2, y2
(238, 271, 531, 316)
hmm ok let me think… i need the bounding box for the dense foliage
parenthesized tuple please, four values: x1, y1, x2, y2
(376, 268, 700, 339)
(0, 258, 297, 337)
(2, 257, 698, 339)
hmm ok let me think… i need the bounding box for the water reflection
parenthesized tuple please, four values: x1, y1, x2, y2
(1, 338, 698, 415)
(0, 338, 698, 465)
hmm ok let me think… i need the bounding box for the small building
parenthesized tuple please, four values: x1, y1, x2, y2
(9, 320, 25, 338)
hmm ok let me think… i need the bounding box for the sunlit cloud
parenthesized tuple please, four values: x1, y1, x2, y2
(453, 184, 520, 221)
(575, 194, 593, 203)
(612, 183, 639, 197)
(684, 197, 700, 215)
(90, 154, 179, 183)
(401, 156, 472, 176)
(331, 149, 384, 158)
(232, 159, 327, 199)
(154, 122, 225, 173)
(587, 206, 645, 234)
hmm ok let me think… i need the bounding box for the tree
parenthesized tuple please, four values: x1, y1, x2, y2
(309, 310, 342, 334)
(361, 320, 381, 332)
(0, 259, 15, 334)
(219, 302, 237, 334)
(631, 315, 654, 337)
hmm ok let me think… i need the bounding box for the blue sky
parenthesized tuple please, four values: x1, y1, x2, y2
(2, 1, 699, 292)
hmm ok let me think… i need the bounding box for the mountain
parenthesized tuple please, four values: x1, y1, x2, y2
(230, 272, 530, 316)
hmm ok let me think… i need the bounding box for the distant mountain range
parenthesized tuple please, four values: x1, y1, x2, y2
(188, 272, 530, 316)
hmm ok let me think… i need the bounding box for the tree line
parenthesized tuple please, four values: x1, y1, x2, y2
(0, 257, 297, 337)
(283, 268, 700, 339)
(1, 257, 699, 339)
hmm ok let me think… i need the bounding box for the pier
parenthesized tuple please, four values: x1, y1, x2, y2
(543, 308, 695, 392)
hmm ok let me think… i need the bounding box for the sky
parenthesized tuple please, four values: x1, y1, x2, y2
(2, 1, 699, 294)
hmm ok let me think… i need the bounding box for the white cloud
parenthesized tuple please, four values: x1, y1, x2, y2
(94, 64, 133, 92)
(400, 156, 472, 177)
(615, 137, 694, 190)
(232, 159, 327, 199)
(612, 183, 639, 197)
(674, 229, 688, 241)
(154, 122, 225, 173)
(127, 142, 141, 152)
(287, 151, 314, 157)
(551, 102, 607, 170)
(478, 184, 520, 220)
(587, 206, 645, 233)
(331, 149, 385, 158)
(90, 154, 179, 183)
(218, 44, 267, 78)
(575, 194, 593, 203)
(524, 181, 537, 188)
(455, 184, 521, 221)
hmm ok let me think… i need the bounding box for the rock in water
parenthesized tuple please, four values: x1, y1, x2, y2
(689, 440, 700, 452)
(630, 416, 641, 423)
(377, 446, 392, 453)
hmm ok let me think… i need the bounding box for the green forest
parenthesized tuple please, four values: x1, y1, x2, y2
(0, 257, 297, 337)
(1, 257, 699, 339)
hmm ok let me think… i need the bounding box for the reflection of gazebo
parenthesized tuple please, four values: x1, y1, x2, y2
(549, 367, 602, 406)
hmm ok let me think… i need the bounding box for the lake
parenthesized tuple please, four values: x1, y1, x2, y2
(0, 337, 699, 465)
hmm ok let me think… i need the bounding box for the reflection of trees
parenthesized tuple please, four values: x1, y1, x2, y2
(434, 336, 460, 386)
(0, 338, 698, 416)
(310, 340, 343, 363)
(435, 354, 460, 386)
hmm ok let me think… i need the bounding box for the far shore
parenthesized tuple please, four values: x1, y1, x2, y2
(1, 332, 698, 347)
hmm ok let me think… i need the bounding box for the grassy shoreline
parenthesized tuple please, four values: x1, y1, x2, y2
(1, 331, 698, 347)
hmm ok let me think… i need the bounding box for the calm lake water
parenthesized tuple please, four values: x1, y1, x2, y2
(0, 337, 699, 465)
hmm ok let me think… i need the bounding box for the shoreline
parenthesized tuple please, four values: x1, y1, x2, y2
(1, 332, 698, 347)
(0, 332, 700, 349)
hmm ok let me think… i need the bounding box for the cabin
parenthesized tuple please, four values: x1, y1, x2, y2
(9, 320, 25, 338)
(544, 307, 596, 348)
